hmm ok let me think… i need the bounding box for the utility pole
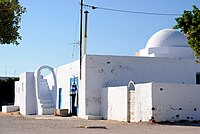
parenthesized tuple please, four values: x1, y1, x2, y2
(80, 0, 83, 80)
(84, 10, 89, 55)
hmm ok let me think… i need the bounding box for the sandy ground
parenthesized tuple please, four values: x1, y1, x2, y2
(0, 113, 200, 134)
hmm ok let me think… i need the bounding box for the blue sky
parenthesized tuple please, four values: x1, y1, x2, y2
(0, 0, 199, 77)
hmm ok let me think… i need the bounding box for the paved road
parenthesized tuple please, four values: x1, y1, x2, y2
(0, 114, 200, 134)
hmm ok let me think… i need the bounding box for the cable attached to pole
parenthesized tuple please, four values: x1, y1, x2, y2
(83, 4, 181, 16)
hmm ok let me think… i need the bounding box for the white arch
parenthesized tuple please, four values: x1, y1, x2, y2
(127, 80, 135, 122)
(34, 65, 58, 114)
(128, 80, 135, 91)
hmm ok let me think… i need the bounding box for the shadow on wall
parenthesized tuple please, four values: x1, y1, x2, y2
(0, 78, 19, 111)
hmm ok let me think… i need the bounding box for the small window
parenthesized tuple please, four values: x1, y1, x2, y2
(196, 73, 200, 84)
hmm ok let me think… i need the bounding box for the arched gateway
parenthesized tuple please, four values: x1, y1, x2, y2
(35, 65, 57, 115)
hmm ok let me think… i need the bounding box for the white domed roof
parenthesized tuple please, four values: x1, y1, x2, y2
(145, 29, 188, 48)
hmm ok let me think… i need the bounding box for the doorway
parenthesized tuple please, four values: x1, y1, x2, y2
(196, 73, 200, 84)
(70, 77, 79, 115)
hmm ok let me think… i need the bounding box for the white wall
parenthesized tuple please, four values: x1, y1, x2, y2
(45, 60, 82, 114)
(43, 54, 200, 118)
(79, 57, 86, 117)
(101, 86, 128, 121)
(84, 55, 200, 116)
(14, 80, 25, 114)
(14, 81, 21, 107)
(25, 72, 36, 115)
(133, 82, 200, 122)
(134, 83, 153, 122)
(152, 83, 200, 122)
(15, 72, 36, 115)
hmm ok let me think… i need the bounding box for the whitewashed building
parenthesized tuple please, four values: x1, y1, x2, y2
(14, 29, 200, 122)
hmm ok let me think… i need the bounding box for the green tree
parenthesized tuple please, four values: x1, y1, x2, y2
(174, 5, 200, 59)
(0, 0, 26, 45)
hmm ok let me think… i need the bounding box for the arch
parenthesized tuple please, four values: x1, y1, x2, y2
(128, 80, 135, 91)
(127, 80, 135, 122)
(34, 65, 58, 114)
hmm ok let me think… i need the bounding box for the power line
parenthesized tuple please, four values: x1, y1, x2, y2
(83, 4, 181, 16)
(71, 11, 80, 62)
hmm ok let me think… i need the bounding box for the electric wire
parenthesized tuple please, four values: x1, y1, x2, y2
(70, 11, 80, 70)
(70, 11, 80, 61)
(83, 4, 182, 16)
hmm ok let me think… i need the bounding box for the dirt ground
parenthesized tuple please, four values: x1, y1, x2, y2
(0, 113, 200, 134)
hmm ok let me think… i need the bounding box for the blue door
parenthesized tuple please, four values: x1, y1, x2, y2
(70, 77, 78, 115)
(58, 88, 62, 109)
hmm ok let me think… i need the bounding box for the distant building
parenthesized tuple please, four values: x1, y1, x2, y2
(14, 29, 200, 122)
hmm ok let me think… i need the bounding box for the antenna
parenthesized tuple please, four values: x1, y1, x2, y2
(14, 70, 16, 77)
(68, 41, 80, 45)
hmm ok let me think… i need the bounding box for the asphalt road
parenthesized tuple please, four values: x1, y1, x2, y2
(0, 114, 200, 134)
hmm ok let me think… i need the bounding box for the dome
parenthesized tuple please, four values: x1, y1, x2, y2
(145, 29, 188, 48)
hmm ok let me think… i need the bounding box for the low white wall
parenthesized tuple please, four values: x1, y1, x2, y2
(152, 83, 200, 122)
(134, 83, 153, 122)
(101, 86, 128, 121)
(133, 82, 200, 122)
(2, 106, 19, 113)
